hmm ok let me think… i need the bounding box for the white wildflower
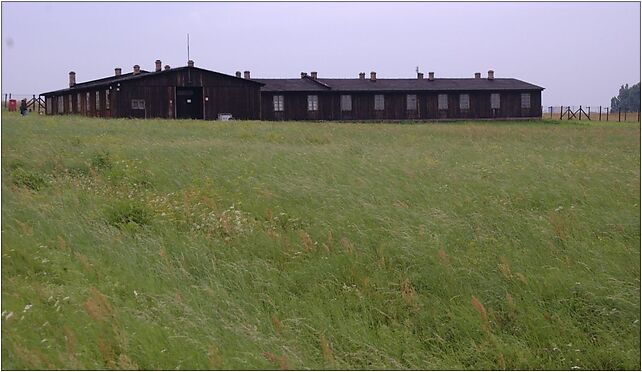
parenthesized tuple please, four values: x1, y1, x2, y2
(5, 312, 13, 320)
(23, 304, 32, 312)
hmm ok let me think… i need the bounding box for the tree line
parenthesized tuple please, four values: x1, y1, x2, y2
(610, 82, 640, 112)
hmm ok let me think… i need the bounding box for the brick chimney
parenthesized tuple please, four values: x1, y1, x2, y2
(133, 65, 140, 75)
(244, 71, 251, 79)
(236, 71, 242, 78)
(155, 60, 162, 72)
(488, 70, 494, 80)
(187, 60, 194, 68)
(359, 72, 365, 80)
(164, 65, 170, 70)
(69, 71, 76, 87)
(310, 71, 318, 80)
(301, 72, 308, 78)
(115, 67, 122, 77)
(474, 72, 481, 79)
(428, 72, 435, 81)
(370, 71, 377, 82)
(417, 72, 424, 79)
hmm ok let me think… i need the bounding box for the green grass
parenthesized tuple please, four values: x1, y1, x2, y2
(2, 112, 640, 370)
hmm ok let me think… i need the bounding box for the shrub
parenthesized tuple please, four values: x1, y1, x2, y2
(90, 152, 112, 171)
(105, 201, 151, 228)
(12, 168, 46, 191)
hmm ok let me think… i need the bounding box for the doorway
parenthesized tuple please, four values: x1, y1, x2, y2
(176, 87, 203, 119)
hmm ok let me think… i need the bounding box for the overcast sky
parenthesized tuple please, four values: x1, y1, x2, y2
(2, 1, 640, 106)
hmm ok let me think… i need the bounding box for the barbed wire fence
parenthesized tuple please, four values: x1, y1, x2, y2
(543, 105, 640, 122)
(2, 93, 46, 114)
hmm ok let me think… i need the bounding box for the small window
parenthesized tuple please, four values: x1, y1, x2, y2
(68, 95, 73, 113)
(273, 95, 284, 112)
(340, 95, 352, 111)
(374, 94, 384, 111)
(491, 93, 500, 109)
(406, 94, 417, 111)
(521, 93, 531, 109)
(77, 93, 81, 112)
(105, 90, 110, 110)
(131, 99, 145, 110)
(86, 92, 91, 111)
(57, 96, 64, 114)
(307, 95, 318, 111)
(95, 91, 100, 111)
(438, 94, 448, 110)
(459, 94, 470, 110)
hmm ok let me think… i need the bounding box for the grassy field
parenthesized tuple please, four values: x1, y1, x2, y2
(1, 113, 640, 370)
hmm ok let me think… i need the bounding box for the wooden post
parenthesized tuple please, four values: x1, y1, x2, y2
(606, 108, 609, 121)
(549, 106, 553, 118)
(619, 107, 621, 122)
(587, 106, 591, 120)
(599, 106, 602, 121)
(579, 105, 582, 121)
(560, 105, 564, 120)
(624, 111, 627, 121)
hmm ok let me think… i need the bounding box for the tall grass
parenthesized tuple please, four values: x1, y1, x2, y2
(2, 113, 640, 369)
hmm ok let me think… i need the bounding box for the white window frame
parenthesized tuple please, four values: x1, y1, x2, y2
(340, 95, 352, 111)
(307, 95, 318, 111)
(438, 94, 448, 110)
(521, 93, 531, 109)
(273, 95, 284, 112)
(374, 94, 384, 111)
(491, 93, 501, 109)
(131, 99, 145, 110)
(459, 94, 470, 110)
(406, 94, 417, 111)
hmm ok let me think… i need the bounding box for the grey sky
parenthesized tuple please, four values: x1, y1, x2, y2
(2, 1, 640, 107)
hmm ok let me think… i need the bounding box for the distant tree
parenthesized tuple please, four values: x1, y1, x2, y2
(610, 82, 641, 112)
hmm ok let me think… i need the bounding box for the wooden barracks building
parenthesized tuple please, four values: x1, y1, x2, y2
(40, 60, 544, 121)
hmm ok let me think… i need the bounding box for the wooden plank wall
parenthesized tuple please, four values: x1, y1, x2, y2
(260, 91, 542, 121)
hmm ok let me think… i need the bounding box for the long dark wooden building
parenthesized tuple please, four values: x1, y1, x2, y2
(41, 62, 544, 121)
(254, 70, 543, 121)
(40, 60, 262, 120)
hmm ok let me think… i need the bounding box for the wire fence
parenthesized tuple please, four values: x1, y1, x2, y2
(542, 105, 640, 122)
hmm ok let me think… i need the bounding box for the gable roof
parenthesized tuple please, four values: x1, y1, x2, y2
(40, 66, 263, 96)
(253, 77, 544, 92)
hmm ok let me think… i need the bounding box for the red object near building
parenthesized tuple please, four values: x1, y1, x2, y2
(8, 99, 17, 111)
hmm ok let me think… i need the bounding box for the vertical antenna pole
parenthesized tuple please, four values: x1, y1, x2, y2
(187, 33, 190, 62)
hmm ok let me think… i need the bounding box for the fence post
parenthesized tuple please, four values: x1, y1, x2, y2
(606, 108, 609, 121)
(560, 105, 563, 120)
(599, 106, 602, 121)
(624, 111, 627, 121)
(579, 105, 582, 121)
(619, 108, 621, 122)
(587, 106, 591, 120)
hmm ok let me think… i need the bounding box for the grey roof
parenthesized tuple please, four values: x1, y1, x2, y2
(253, 77, 544, 92)
(41, 66, 262, 96)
